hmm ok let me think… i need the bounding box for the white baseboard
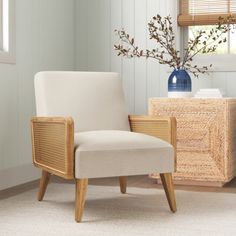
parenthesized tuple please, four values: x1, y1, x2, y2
(0, 164, 40, 190)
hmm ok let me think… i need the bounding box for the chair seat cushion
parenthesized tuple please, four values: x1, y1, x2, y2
(74, 130, 174, 178)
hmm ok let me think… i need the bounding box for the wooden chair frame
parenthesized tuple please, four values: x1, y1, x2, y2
(31, 115, 177, 222)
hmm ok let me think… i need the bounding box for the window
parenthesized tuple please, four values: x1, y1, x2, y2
(0, 0, 15, 64)
(189, 25, 236, 54)
(178, 0, 236, 71)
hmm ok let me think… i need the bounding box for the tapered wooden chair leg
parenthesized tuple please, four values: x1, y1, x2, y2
(160, 173, 177, 213)
(38, 170, 51, 201)
(119, 176, 127, 194)
(75, 179, 88, 222)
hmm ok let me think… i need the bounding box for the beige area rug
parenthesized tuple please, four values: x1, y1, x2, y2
(1, 183, 236, 236)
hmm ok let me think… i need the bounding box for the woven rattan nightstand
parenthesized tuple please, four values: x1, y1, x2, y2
(149, 98, 236, 187)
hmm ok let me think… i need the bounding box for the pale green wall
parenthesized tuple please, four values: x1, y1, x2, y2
(75, 0, 236, 114)
(0, 0, 75, 189)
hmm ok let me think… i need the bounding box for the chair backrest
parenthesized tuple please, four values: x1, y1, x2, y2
(34, 71, 130, 132)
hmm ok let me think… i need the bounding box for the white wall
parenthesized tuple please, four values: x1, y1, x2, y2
(0, 0, 75, 190)
(75, 0, 236, 114)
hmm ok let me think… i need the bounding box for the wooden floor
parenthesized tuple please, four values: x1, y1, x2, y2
(1, 175, 236, 200)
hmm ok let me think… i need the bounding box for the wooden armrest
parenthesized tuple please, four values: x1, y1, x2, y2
(31, 117, 74, 179)
(129, 115, 177, 169)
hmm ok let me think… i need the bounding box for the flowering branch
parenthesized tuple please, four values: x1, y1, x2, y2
(114, 15, 235, 77)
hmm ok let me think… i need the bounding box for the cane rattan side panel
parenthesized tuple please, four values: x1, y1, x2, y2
(31, 117, 74, 179)
(149, 98, 236, 185)
(129, 115, 177, 170)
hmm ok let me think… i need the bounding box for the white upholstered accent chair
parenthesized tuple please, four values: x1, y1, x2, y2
(31, 71, 177, 222)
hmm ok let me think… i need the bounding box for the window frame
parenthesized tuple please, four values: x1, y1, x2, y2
(0, 0, 15, 64)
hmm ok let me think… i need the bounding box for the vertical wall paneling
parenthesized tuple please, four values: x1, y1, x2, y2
(173, 0, 180, 51)
(75, 0, 236, 114)
(0, 0, 76, 190)
(190, 72, 213, 94)
(134, 0, 147, 114)
(76, 0, 177, 111)
(211, 72, 227, 94)
(76, 0, 191, 111)
(122, 0, 135, 113)
(158, 0, 173, 97)
(146, 0, 160, 99)
(226, 72, 236, 97)
(87, 0, 110, 71)
(34, 0, 75, 71)
(17, 0, 34, 167)
(76, 0, 88, 70)
(0, 65, 18, 169)
(110, 0, 122, 74)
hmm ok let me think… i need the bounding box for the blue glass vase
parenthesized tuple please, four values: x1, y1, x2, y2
(168, 69, 192, 98)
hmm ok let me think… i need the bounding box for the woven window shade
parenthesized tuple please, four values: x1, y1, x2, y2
(178, 0, 236, 26)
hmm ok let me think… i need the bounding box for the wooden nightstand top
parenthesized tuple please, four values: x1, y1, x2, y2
(149, 97, 236, 101)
